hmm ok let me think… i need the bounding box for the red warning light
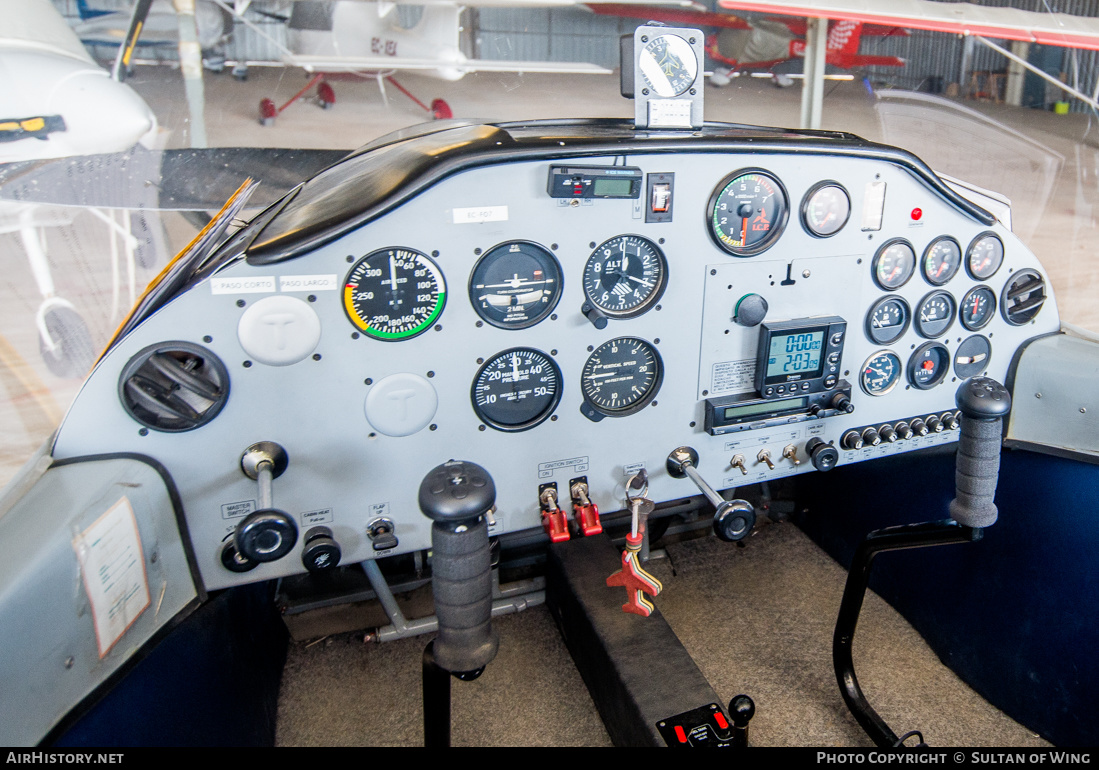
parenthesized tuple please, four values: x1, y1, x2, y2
(911, 207, 923, 221)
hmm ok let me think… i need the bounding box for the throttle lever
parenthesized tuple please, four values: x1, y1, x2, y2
(949, 377, 1012, 528)
(233, 442, 298, 564)
(667, 447, 756, 542)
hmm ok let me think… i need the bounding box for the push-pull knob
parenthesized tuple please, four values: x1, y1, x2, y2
(667, 447, 756, 543)
(234, 442, 298, 563)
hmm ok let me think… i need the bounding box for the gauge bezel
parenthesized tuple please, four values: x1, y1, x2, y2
(580, 337, 663, 418)
(800, 181, 851, 238)
(914, 289, 957, 339)
(965, 232, 1005, 281)
(954, 335, 992, 379)
(471, 347, 562, 432)
(859, 349, 902, 397)
(871, 238, 917, 291)
(959, 285, 997, 331)
(907, 341, 951, 390)
(706, 168, 790, 257)
(865, 295, 911, 345)
(343, 247, 446, 341)
(921, 236, 962, 286)
(582, 234, 668, 319)
(467, 240, 563, 330)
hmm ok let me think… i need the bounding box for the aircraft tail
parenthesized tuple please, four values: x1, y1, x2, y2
(827, 20, 863, 67)
(74, 0, 109, 22)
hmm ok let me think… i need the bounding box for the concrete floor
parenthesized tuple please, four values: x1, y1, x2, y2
(1, 62, 1097, 486)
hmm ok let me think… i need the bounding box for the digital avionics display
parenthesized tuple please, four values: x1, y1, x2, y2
(766, 330, 825, 379)
(593, 178, 635, 197)
(723, 396, 808, 421)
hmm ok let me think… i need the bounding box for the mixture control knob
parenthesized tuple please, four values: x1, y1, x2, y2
(733, 294, 769, 327)
(830, 392, 855, 414)
(841, 430, 864, 450)
(806, 438, 839, 472)
(301, 526, 341, 572)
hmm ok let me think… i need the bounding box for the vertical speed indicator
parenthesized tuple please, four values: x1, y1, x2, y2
(580, 337, 663, 420)
(344, 248, 446, 341)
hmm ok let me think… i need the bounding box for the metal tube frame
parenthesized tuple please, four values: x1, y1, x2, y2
(833, 519, 982, 747)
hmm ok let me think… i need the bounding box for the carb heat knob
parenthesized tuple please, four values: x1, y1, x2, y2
(806, 438, 839, 471)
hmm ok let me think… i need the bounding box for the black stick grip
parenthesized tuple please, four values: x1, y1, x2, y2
(430, 517, 499, 674)
(949, 417, 1003, 528)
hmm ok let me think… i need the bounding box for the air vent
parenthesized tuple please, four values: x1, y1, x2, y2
(119, 342, 230, 432)
(1001, 269, 1046, 326)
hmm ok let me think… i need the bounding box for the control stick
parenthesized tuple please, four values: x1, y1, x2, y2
(418, 460, 499, 747)
(832, 377, 1011, 747)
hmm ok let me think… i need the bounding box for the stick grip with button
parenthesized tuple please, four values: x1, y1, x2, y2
(949, 377, 1012, 528)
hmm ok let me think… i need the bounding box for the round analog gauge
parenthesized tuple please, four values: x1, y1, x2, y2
(468, 241, 562, 329)
(871, 239, 916, 291)
(708, 170, 789, 256)
(866, 296, 911, 345)
(860, 350, 902, 396)
(471, 348, 562, 432)
(580, 337, 663, 418)
(801, 182, 851, 237)
(922, 237, 962, 286)
(582, 235, 668, 319)
(908, 342, 950, 390)
(960, 285, 996, 331)
(954, 335, 992, 379)
(915, 290, 956, 338)
(966, 232, 1004, 280)
(344, 248, 445, 341)
(638, 34, 697, 97)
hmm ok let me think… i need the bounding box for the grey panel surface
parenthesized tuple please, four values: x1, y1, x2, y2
(1007, 332, 1099, 459)
(0, 457, 199, 746)
(51, 147, 1060, 592)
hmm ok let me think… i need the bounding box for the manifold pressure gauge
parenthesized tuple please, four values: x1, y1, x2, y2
(344, 248, 445, 341)
(580, 337, 663, 421)
(472, 348, 562, 432)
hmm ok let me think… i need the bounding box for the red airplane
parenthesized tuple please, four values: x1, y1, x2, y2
(588, 3, 905, 85)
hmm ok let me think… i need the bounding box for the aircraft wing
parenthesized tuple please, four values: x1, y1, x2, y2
(288, 55, 611, 75)
(716, 0, 1099, 51)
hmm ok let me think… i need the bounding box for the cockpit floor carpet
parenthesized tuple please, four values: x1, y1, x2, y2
(275, 519, 1050, 748)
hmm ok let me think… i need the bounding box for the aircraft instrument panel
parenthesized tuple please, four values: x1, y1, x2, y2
(50, 121, 1059, 590)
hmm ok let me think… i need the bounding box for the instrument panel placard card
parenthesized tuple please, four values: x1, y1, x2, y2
(537, 456, 590, 479)
(710, 359, 755, 395)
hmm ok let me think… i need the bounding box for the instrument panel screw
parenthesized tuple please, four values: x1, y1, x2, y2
(1035, 393, 1042, 398)
(64, 657, 74, 670)
(802, 269, 811, 278)
(1081, 407, 1087, 413)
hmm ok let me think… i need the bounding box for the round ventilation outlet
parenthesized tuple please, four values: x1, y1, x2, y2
(1001, 269, 1046, 326)
(119, 342, 230, 432)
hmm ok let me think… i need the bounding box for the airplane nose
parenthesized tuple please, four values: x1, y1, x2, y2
(50, 70, 157, 155)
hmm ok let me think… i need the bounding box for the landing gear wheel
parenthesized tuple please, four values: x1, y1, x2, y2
(431, 98, 452, 120)
(318, 82, 336, 109)
(39, 307, 96, 379)
(259, 98, 277, 127)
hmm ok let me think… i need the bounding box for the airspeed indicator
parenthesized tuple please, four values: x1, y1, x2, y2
(344, 248, 445, 341)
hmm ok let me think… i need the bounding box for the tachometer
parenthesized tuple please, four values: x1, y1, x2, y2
(582, 235, 667, 319)
(580, 337, 663, 419)
(860, 350, 902, 396)
(707, 170, 788, 256)
(871, 239, 916, 291)
(344, 248, 445, 341)
(468, 241, 562, 329)
(472, 348, 562, 432)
